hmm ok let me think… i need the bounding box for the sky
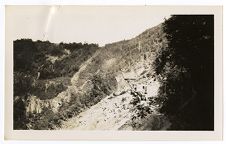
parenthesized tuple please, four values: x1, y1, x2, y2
(6, 6, 170, 46)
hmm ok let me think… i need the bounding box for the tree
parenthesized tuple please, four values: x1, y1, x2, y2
(154, 15, 214, 130)
(14, 39, 37, 72)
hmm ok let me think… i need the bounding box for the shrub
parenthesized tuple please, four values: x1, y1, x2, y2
(32, 81, 67, 100)
(13, 98, 28, 129)
(28, 108, 59, 130)
(14, 72, 34, 97)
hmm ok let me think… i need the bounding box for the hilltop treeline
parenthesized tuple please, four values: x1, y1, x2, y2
(154, 15, 214, 130)
(14, 39, 99, 78)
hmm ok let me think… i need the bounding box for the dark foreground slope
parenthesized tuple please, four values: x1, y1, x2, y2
(153, 15, 214, 130)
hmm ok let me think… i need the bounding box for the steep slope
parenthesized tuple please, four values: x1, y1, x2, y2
(14, 23, 168, 130)
(56, 23, 170, 130)
(59, 78, 170, 130)
(14, 15, 214, 131)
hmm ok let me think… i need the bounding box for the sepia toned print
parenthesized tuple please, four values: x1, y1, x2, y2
(5, 5, 223, 141)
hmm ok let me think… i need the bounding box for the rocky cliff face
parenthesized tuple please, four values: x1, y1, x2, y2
(25, 90, 72, 114)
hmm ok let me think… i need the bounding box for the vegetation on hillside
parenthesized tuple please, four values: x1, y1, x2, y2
(13, 24, 166, 130)
(13, 15, 214, 130)
(153, 15, 214, 130)
(13, 39, 99, 129)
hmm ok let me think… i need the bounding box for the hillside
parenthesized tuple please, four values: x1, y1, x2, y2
(14, 23, 168, 130)
(58, 24, 170, 130)
(13, 15, 214, 130)
(13, 40, 100, 129)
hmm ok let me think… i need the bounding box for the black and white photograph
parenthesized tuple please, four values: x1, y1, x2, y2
(4, 5, 223, 140)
